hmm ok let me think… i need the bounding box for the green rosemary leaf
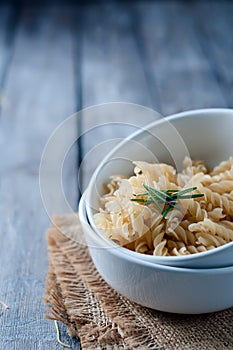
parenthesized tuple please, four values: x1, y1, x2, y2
(143, 187, 164, 211)
(166, 201, 180, 210)
(130, 185, 204, 218)
(143, 184, 173, 201)
(162, 206, 173, 218)
(176, 193, 205, 199)
(133, 192, 148, 196)
(161, 189, 179, 193)
(172, 187, 197, 197)
(152, 199, 164, 212)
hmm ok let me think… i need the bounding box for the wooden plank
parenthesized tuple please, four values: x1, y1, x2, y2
(81, 3, 153, 108)
(135, 1, 226, 115)
(194, 1, 233, 106)
(0, 5, 19, 105)
(0, 5, 80, 349)
(80, 2, 159, 191)
(79, 1, 228, 192)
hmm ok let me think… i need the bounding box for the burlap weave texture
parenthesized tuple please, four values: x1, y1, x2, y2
(44, 214, 233, 350)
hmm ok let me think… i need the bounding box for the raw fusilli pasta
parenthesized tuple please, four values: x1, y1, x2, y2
(94, 156, 233, 256)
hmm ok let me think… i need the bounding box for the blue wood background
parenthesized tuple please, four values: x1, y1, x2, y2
(0, 1, 232, 349)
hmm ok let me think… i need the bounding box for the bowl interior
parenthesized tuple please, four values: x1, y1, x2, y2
(84, 108, 233, 265)
(86, 109, 233, 214)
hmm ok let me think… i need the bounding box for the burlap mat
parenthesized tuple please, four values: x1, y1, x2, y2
(44, 214, 233, 350)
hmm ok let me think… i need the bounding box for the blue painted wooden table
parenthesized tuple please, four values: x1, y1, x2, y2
(0, 1, 232, 349)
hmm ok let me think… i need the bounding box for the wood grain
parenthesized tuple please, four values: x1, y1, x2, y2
(135, 1, 226, 115)
(0, 6, 19, 103)
(80, 3, 157, 191)
(194, 1, 233, 106)
(0, 6, 80, 349)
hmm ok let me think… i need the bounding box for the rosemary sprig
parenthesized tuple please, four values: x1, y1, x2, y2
(131, 185, 204, 218)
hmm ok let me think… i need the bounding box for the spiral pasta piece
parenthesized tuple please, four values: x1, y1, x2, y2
(198, 185, 233, 216)
(153, 232, 167, 256)
(185, 198, 207, 222)
(189, 218, 233, 242)
(211, 157, 233, 175)
(209, 180, 233, 194)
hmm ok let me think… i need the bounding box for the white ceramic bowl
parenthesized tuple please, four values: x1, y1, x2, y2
(79, 193, 233, 314)
(85, 108, 233, 268)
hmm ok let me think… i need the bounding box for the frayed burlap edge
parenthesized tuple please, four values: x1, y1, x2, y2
(44, 214, 233, 350)
(45, 230, 127, 349)
(45, 215, 158, 350)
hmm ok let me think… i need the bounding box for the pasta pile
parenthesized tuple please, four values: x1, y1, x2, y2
(94, 157, 233, 256)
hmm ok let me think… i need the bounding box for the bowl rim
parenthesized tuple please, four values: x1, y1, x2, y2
(84, 108, 233, 267)
(87, 107, 233, 192)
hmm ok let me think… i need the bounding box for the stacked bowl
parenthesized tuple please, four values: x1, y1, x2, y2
(79, 109, 233, 314)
